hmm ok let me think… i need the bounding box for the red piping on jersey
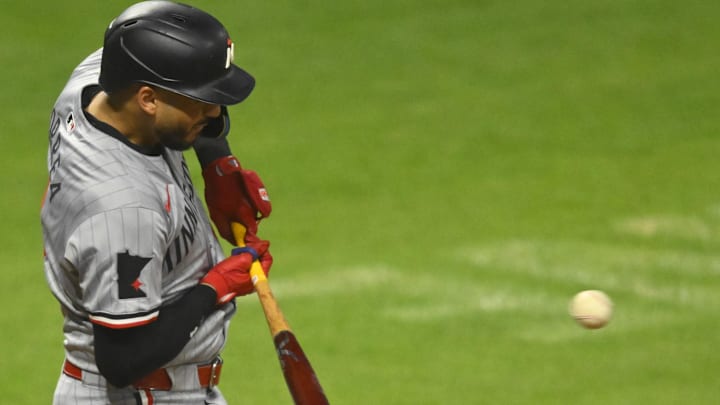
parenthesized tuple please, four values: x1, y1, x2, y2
(41, 179, 50, 209)
(142, 389, 154, 405)
(164, 184, 171, 212)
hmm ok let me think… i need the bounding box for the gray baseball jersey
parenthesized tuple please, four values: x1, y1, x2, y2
(42, 49, 235, 377)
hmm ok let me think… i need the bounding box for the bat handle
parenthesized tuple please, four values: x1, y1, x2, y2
(231, 222, 290, 336)
(231, 223, 330, 404)
(231, 223, 268, 284)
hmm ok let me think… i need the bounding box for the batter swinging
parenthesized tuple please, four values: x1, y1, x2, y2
(41, 2, 272, 403)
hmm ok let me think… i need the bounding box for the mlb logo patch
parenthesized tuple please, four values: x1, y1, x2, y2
(66, 113, 76, 132)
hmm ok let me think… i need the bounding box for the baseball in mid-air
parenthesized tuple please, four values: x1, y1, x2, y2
(569, 290, 613, 329)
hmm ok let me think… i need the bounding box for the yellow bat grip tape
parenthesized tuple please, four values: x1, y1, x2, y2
(231, 222, 267, 286)
(250, 261, 267, 285)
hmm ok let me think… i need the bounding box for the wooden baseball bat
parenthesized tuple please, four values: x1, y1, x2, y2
(232, 223, 330, 405)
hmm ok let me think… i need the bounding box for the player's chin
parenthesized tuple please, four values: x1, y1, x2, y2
(161, 131, 201, 151)
(162, 137, 195, 151)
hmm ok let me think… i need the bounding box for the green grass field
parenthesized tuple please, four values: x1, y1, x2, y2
(2, 0, 719, 403)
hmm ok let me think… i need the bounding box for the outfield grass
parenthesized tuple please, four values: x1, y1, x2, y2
(2, 0, 719, 403)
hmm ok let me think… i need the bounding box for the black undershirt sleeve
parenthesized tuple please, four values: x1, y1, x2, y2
(93, 285, 218, 387)
(193, 135, 232, 168)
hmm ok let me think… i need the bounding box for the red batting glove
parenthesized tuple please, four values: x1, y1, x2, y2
(202, 156, 273, 272)
(242, 232, 273, 277)
(200, 252, 256, 305)
(202, 156, 271, 239)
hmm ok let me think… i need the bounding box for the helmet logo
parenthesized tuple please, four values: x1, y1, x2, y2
(225, 38, 235, 69)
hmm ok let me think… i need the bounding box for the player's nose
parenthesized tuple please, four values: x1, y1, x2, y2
(206, 104, 222, 119)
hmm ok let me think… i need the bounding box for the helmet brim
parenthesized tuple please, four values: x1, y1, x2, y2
(171, 65, 256, 106)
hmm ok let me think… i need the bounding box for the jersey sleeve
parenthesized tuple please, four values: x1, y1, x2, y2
(65, 206, 169, 329)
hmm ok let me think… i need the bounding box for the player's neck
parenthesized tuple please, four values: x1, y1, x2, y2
(86, 91, 159, 148)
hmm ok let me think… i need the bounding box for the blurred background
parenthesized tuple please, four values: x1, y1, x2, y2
(2, 0, 719, 403)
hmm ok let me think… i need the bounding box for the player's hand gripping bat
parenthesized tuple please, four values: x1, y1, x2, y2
(232, 222, 330, 405)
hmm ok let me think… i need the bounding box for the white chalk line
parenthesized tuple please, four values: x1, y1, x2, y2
(462, 239, 720, 307)
(235, 209, 720, 342)
(614, 215, 715, 240)
(238, 239, 719, 320)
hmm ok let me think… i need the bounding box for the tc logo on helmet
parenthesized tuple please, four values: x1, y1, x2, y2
(225, 38, 235, 69)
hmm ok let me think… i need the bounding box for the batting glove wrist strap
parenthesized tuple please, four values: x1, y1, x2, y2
(231, 246, 259, 261)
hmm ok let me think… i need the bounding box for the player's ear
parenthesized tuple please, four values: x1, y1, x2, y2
(136, 85, 159, 116)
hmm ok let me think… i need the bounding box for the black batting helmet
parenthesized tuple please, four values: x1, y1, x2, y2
(99, 1, 255, 105)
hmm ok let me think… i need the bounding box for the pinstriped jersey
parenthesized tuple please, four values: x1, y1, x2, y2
(41, 49, 235, 373)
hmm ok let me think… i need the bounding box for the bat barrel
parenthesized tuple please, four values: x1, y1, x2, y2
(274, 331, 330, 405)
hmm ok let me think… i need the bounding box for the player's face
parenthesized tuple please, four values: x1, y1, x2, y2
(153, 90, 222, 151)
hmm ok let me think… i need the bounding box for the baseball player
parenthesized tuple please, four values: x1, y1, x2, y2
(41, 1, 272, 404)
